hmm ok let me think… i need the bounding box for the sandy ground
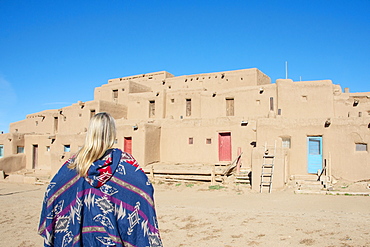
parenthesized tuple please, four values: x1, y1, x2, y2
(0, 181, 369, 247)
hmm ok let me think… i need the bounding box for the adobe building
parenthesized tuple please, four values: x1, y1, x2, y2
(0, 68, 369, 191)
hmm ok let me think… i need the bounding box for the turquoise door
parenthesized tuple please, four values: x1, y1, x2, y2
(307, 136, 322, 174)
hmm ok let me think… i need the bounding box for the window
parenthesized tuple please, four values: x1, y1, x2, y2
(186, 99, 191, 117)
(0, 145, 3, 158)
(46, 146, 50, 152)
(226, 98, 234, 116)
(64, 145, 71, 152)
(270, 97, 274, 111)
(113, 89, 118, 99)
(309, 139, 321, 155)
(149, 100, 155, 118)
(356, 143, 367, 152)
(188, 137, 193, 145)
(206, 138, 212, 144)
(282, 137, 291, 149)
(170, 99, 175, 103)
(17, 146, 24, 154)
(90, 110, 96, 119)
(54, 117, 58, 133)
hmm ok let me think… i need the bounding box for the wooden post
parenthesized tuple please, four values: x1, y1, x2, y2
(150, 166, 154, 181)
(211, 166, 216, 185)
(236, 147, 242, 175)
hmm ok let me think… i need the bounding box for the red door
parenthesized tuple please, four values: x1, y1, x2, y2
(218, 132, 231, 161)
(124, 137, 132, 154)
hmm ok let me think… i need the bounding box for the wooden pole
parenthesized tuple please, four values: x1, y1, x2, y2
(150, 166, 154, 181)
(236, 147, 242, 175)
(211, 166, 216, 185)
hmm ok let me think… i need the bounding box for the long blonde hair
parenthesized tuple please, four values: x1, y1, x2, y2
(69, 112, 117, 177)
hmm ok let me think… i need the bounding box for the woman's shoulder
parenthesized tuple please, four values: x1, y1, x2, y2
(113, 149, 144, 172)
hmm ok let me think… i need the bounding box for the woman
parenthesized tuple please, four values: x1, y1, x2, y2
(38, 112, 162, 247)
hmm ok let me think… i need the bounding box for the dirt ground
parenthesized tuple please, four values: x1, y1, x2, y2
(0, 181, 369, 247)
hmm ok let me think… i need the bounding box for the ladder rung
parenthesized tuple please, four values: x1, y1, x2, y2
(261, 181, 272, 184)
(262, 164, 273, 168)
(263, 155, 275, 158)
(261, 173, 273, 176)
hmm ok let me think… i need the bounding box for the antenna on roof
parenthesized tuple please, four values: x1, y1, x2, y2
(285, 61, 288, 79)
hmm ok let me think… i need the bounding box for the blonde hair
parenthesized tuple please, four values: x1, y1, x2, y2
(68, 112, 116, 177)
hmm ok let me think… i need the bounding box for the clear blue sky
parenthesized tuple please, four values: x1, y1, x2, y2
(1, 0, 369, 132)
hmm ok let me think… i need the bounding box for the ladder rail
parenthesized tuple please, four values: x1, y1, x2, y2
(260, 140, 276, 193)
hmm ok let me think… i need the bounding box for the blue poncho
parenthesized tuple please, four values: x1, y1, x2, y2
(38, 148, 162, 247)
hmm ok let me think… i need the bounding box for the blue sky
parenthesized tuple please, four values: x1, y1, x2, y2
(1, 0, 369, 132)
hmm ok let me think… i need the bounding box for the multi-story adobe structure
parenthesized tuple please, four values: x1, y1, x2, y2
(0, 68, 369, 190)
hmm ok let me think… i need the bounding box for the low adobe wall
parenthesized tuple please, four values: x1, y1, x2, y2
(0, 154, 26, 173)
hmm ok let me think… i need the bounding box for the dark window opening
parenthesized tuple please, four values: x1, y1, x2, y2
(188, 137, 193, 145)
(149, 100, 155, 118)
(113, 89, 118, 99)
(356, 143, 367, 152)
(90, 110, 96, 119)
(186, 99, 191, 117)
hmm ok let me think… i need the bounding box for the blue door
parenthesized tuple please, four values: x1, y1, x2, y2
(307, 136, 322, 174)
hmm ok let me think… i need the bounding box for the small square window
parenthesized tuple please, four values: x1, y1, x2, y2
(206, 138, 212, 144)
(356, 143, 367, 152)
(188, 137, 193, 145)
(0, 145, 3, 158)
(302, 95, 308, 102)
(46, 146, 50, 152)
(17, 146, 24, 154)
(64, 145, 71, 152)
(171, 99, 175, 103)
(282, 137, 291, 149)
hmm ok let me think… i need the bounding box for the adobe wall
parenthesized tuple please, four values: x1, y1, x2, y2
(276, 79, 335, 119)
(115, 120, 161, 166)
(165, 89, 203, 119)
(0, 133, 26, 172)
(127, 91, 166, 120)
(160, 118, 257, 168)
(10, 110, 58, 134)
(254, 117, 370, 188)
(334, 92, 370, 118)
(0, 154, 26, 173)
(0, 133, 25, 157)
(327, 118, 370, 181)
(165, 68, 271, 92)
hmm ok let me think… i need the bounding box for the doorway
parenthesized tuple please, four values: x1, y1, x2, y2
(307, 136, 323, 174)
(32, 145, 38, 169)
(218, 132, 231, 161)
(124, 137, 132, 154)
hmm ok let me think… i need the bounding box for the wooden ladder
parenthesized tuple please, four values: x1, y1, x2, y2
(260, 141, 276, 193)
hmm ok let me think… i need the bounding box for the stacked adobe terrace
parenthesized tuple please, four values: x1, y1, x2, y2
(0, 68, 369, 190)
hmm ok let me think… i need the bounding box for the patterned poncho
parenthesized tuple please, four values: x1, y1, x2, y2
(38, 148, 162, 247)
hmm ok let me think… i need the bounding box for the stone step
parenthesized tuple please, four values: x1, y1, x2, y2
(297, 183, 324, 190)
(291, 174, 318, 181)
(296, 180, 322, 185)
